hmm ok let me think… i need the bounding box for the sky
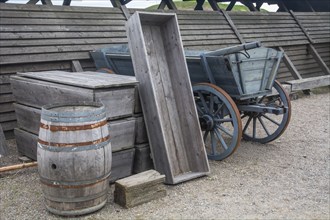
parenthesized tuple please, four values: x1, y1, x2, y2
(6, 0, 279, 11)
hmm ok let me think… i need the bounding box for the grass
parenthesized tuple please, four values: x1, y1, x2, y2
(146, 1, 267, 11)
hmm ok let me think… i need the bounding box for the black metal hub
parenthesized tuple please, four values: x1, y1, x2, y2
(200, 114, 214, 131)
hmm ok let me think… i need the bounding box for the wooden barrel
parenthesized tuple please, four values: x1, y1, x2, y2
(37, 102, 111, 216)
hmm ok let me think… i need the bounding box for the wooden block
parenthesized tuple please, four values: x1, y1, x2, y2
(134, 116, 148, 144)
(108, 117, 135, 152)
(114, 170, 166, 208)
(133, 144, 154, 174)
(14, 128, 135, 182)
(127, 12, 210, 184)
(11, 71, 138, 120)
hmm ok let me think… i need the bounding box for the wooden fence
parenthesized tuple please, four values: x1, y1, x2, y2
(0, 3, 329, 138)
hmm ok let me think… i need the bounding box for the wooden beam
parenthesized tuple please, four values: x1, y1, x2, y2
(71, 60, 83, 72)
(279, 47, 303, 80)
(289, 10, 314, 44)
(307, 44, 330, 75)
(41, 0, 53, 5)
(256, 1, 263, 11)
(304, 0, 315, 12)
(120, 5, 131, 20)
(157, 0, 177, 10)
(207, 0, 221, 11)
(27, 0, 39, 4)
(110, 0, 121, 7)
(220, 9, 245, 44)
(240, 0, 257, 11)
(62, 0, 71, 6)
(195, 0, 205, 10)
(226, 0, 236, 11)
(0, 124, 9, 157)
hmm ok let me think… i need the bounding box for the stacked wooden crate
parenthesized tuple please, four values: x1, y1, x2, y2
(11, 71, 138, 182)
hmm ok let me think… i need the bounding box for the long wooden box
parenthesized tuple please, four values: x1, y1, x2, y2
(127, 12, 210, 184)
(14, 103, 135, 152)
(11, 71, 138, 120)
(14, 128, 135, 182)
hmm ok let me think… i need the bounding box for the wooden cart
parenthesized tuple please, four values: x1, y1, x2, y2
(91, 41, 291, 160)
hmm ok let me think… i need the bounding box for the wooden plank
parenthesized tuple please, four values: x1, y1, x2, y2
(0, 32, 127, 40)
(307, 44, 330, 75)
(17, 71, 138, 89)
(0, 111, 16, 123)
(0, 84, 12, 94)
(10, 75, 94, 109)
(0, 18, 126, 26)
(114, 170, 166, 208)
(0, 94, 15, 103)
(0, 124, 9, 157)
(285, 75, 330, 91)
(0, 103, 14, 113)
(134, 116, 148, 144)
(71, 60, 83, 72)
(133, 144, 154, 174)
(127, 12, 209, 184)
(1, 120, 17, 131)
(14, 128, 38, 160)
(14, 104, 41, 135)
(108, 118, 136, 152)
(0, 25, 126, 32)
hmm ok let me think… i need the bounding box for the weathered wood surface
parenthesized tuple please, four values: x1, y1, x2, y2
(114, 170, 166, 208)
(134, 116, 148, 144)
(284, 75, 330, 91)
(0, 124, 9, 157)
(133, 144, 153, 174)
(14, 103, 135, 152)
(18, 71, 138, 89)
(108, 118, 135, 152)
(227, 11, 309, 47)
(11, 72, 137, 120)
(14, 128, 135, 183)
(109, 148, 135, 183)
(127, 12, 209, 184)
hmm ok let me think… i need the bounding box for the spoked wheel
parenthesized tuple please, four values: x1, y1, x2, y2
(193, 83, 242, 161)
(241, 80, 291, 143)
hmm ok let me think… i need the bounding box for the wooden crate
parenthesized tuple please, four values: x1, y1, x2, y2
(11, 71, 138, 120)
(14, 103, 135, 153)
(127, 12, 210, 184)
(14, 128, 134, 182)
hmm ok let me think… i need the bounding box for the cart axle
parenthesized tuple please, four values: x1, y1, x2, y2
(237, 105, 287, 115)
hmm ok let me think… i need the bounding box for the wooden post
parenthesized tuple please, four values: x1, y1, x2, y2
(0, 124, 9, 157)
(195, 0, 205, 10)
(41, 0, 53, 5)
(27, 0, 39, 4)
(240, 0, 257, 11)
(226, 0, 237, 11)
(62, 0, 71, 6)
(279, 47, 303, 80)
(207, 0, 221, 11)
(71, 60, 83, 72)
(157, 0, 177, 10)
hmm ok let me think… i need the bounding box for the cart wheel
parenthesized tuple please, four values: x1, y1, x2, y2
(193, 83, 242, 161)
(241, 80, 291, 143)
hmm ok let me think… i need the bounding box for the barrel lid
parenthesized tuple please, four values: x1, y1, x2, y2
(17, 71, 138, 89)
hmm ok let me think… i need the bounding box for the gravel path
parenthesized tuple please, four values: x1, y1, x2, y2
(0, 88, 329, 220)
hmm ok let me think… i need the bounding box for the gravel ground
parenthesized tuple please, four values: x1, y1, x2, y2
(0, 87, 329, 220)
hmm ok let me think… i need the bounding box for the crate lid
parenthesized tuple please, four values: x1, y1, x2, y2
(18, 71, 138, 89)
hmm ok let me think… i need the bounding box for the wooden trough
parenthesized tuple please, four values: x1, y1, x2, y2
(127, 11, 210, 184)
